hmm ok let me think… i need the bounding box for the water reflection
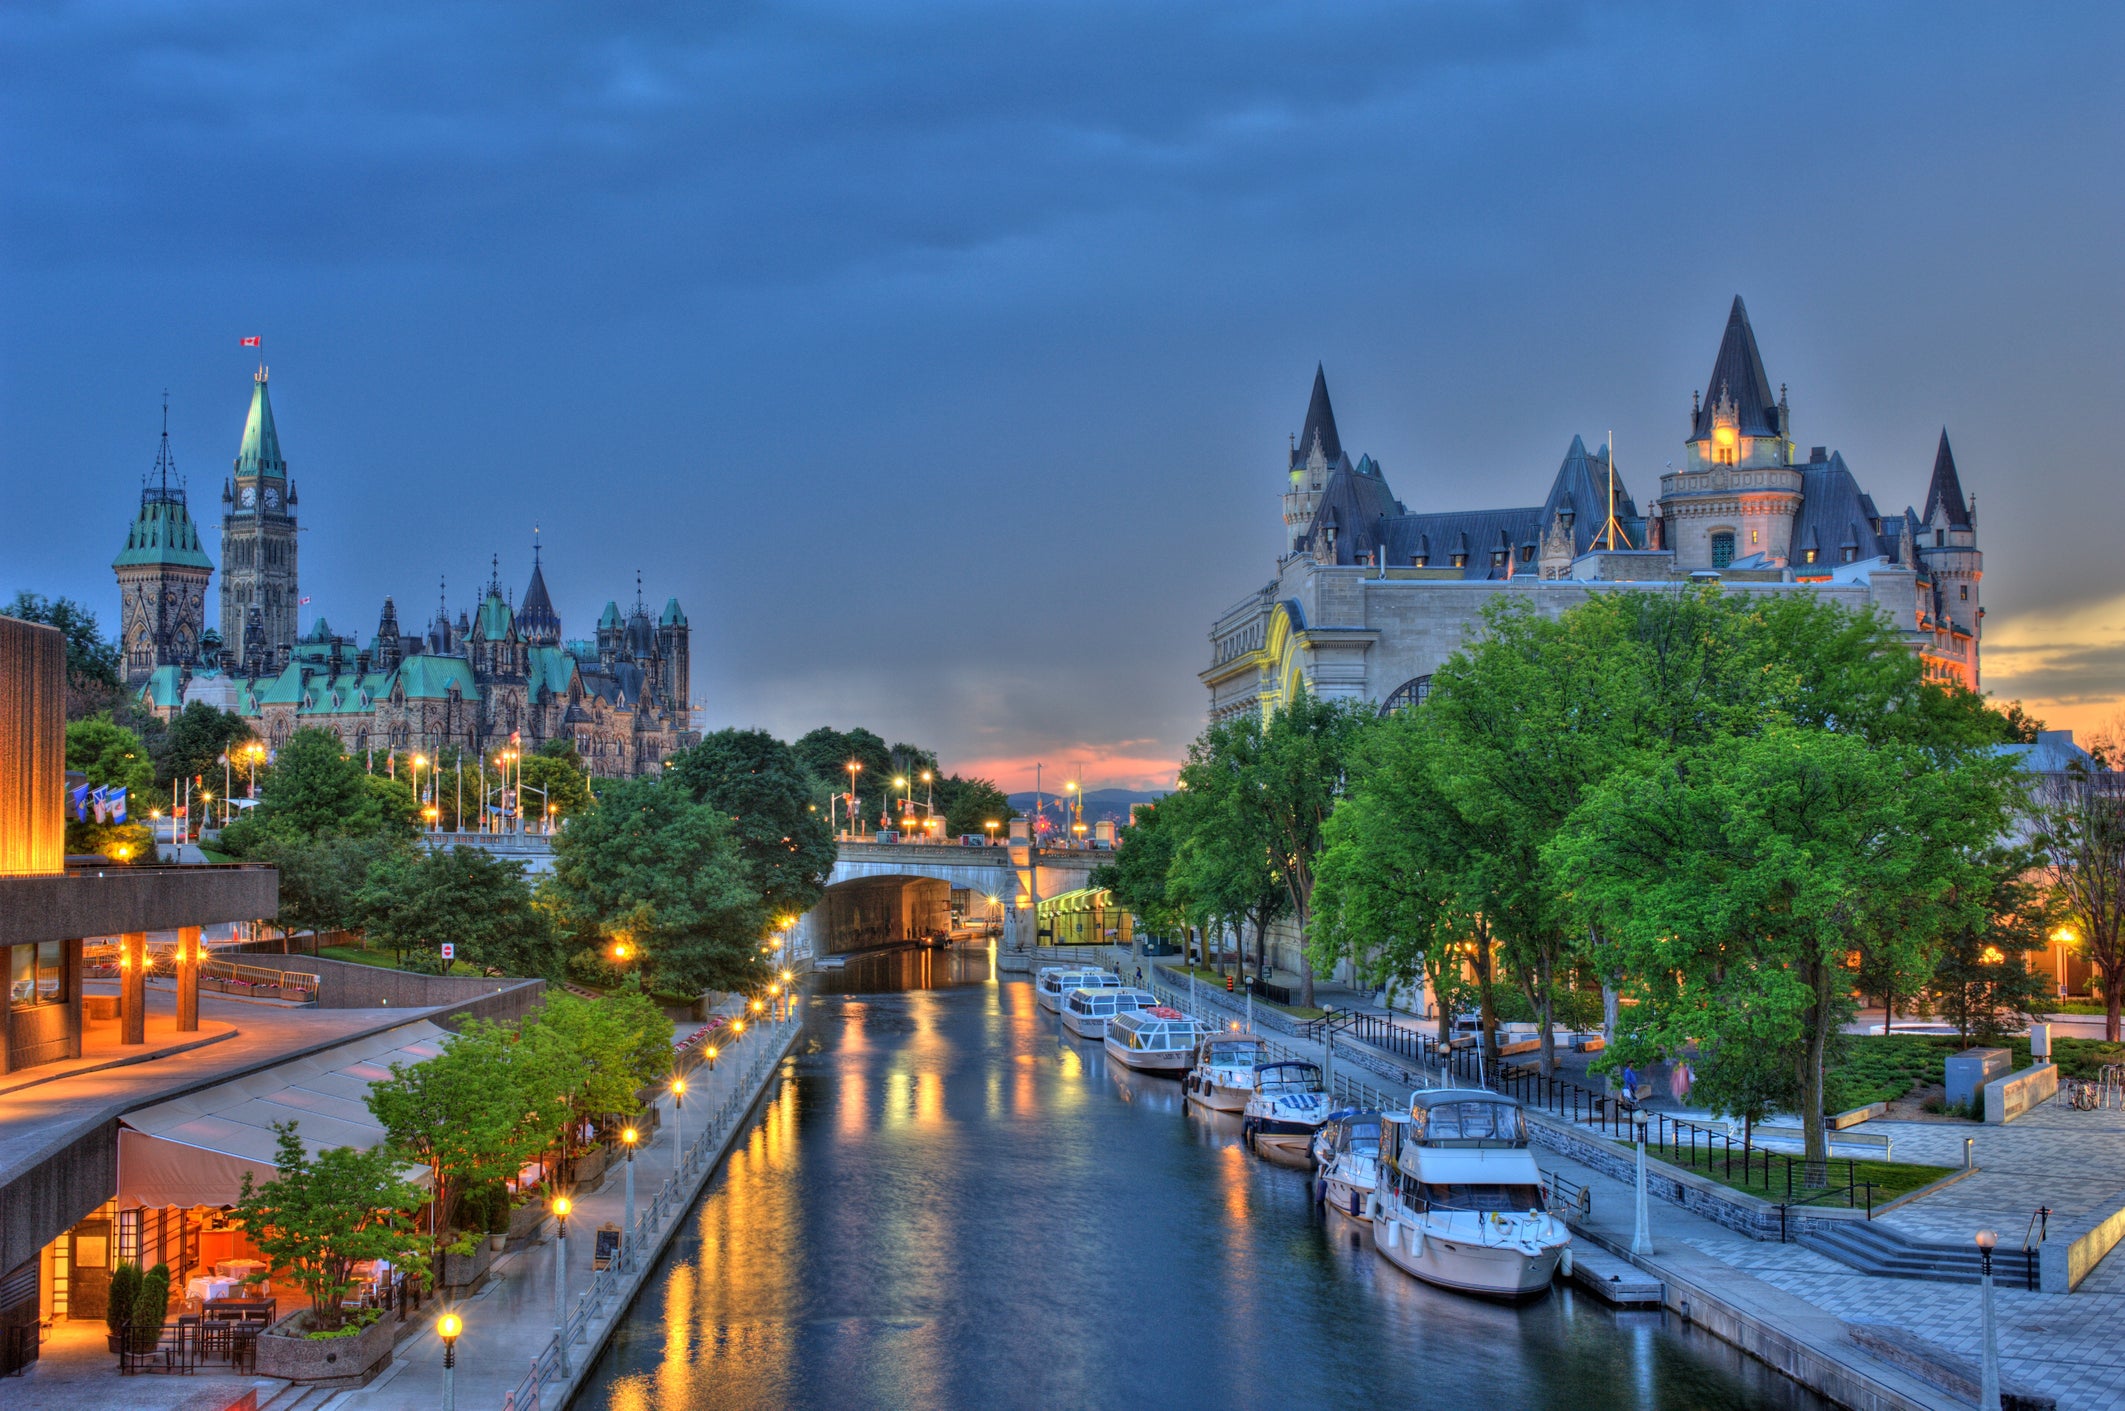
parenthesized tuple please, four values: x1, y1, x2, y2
(581, 960, 1823, 1411)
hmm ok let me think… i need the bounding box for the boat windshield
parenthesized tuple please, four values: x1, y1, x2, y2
(1342, 1121, 1381, 1156)
(1420, 1182, 1546, 1214)
(1414, 1100, 1526, 1144)
(1256, 1063, 1322, 1095)
(1204, 1040, 1265, 1066)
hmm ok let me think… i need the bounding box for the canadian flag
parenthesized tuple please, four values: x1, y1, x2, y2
(240, 336, 261, 347)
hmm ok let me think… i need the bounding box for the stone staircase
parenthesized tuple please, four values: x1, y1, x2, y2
(1798, 1219, 2042, 1289)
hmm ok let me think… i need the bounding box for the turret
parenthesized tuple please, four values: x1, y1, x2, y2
(1282, 364, 1350, 555)
(1659, 297, 1804, 569)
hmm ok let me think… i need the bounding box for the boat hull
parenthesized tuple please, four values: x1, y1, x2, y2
(1060, 1011, 1105, 1040)
(1372, 1214, 1563, 1298)
(1103, 1038, 1193, 1074)
(1245, 1118, 1323, 1169)
(1319, 1171, 1374, 1222)
(1183, 1076, 1253, 1113)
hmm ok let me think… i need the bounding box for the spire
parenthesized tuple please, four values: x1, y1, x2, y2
(1294, 363, 1342, 467)
(519, 532, 562, 646)
(152, 392, 178, 496)
(234, 365, 287, 480)
(1690, 296, 1780, 440)
(1922, 429, 1972, 529)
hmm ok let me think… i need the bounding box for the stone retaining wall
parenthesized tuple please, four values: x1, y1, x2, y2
(1983, 1063, 2057, 1124)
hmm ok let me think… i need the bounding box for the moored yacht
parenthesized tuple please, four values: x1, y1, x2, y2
(1241, 1060, 1329, 1169)
(1312, 1109, 1383, 1222)
(1035, 966, 1119, 1013)
(1061, 985, 1155, 1040)
(1182, 1032, 1272, 1114)
(1103, 1007, 1205, 1074)
(1369, 1089, 1571, 1298)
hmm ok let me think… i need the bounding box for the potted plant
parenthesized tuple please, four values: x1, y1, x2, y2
(234, 1122, 434, 1385)
(104, 1260, 140, 1354)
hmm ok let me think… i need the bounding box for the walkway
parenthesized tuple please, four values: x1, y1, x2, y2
(321, 1002, 804, 1411)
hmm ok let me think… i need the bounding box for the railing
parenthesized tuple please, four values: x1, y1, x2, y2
(2022, 1205, 2051, 1291)
(497, 1023, 795, 1411)
(199, 959, 319, 1003)
(1543, 1170, 1593, 1220)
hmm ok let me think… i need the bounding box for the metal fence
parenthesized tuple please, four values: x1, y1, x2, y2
(497, 1026, 794, 1411)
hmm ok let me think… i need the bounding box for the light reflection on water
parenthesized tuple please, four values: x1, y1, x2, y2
(580, 948, 1823, 1411)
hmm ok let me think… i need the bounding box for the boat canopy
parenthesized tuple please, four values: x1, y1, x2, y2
(1198, 1035, 1269, 1064)
(1254, 1060, 1323, 1094)
(1406, 1090, 1528, 1147)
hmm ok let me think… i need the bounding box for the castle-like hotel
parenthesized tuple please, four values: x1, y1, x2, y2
(1205, 297, 1982, 719)
(112, 371, 698, 774)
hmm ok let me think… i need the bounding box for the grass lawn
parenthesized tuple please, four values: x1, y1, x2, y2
(1158, 965, 1328, 1021)
(316, 944, 481, 978)
(1632, 1138, 1957, 1204)
(1829, 1032, 2125, 1110)
(197, 846, 236, 864)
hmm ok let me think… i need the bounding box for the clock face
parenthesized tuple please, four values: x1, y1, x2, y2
(240, 485, 257, 508)
(264, 487, 281, 510)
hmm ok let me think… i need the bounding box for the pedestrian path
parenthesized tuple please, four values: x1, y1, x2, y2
(316, 1002, 805, 1411)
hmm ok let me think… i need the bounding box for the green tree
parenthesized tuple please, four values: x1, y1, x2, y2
(544, 776, 765, 995)
(1172, 715, 1292, 981)
(5, 591, 122, 718)
(2030, 770, 2125, 1040)
(223, 727, 417, 850)
(367, 1020, 549, 1236)
(1092, 796, 1191, 945)
(156, 702, 258, 796)
(517, 989, 674, 1182)
(105, 1261, 141, 1344)
(249, 833, 405, 940)
(517, 749, 593, 825)
(1550, 725, 2015, 1164)
(667, 728, 835, 921)
(128, 1263, 171, 1349)
(358, 846, 559, 976)
(233, 1122, 435, 1331)
(64, 715, 158, 861)
(1925, 850, 2059, 1046)
(936, 775, 1016, 839)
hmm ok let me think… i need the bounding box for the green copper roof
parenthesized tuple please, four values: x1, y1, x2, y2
(255, 662, 308, 706)
(474, 591, 514, 642)
(393, 655, 480, 702)
(138, 665, 185, 709)
(113, 492, 214, 570)
(659, 597, 687, 627)
(598, 601, 623, 630)
(235, 370, 287, 481)
(528, 644, 577, 698)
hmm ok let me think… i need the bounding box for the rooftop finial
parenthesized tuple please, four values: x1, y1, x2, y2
(533, 524, 541, 562)
(489, 553, 501, 595)
(635, 569, 645, 614)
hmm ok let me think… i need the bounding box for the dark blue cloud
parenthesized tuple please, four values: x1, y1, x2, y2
(4, 0, 2121, 780)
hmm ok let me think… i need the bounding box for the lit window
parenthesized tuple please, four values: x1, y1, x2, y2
(8, 941, 64, 1009)
(1959, 585, 1968, 601)
(1709, 532, 1736, 569)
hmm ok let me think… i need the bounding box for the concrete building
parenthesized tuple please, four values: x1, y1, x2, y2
(1207, 297, 1984, 724)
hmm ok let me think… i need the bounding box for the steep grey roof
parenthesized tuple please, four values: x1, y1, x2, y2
(1293, 455, 1404, 562)
(1539, 435, 1645, 553)
(1790, 451, 1886, 564)
(1691, 296, 1781, 440)
(1294, 363, 1343, 467)
(519, 550, 562, 645)
(1379, 508, 1543, 579)
(1922, 429, 1972, 528)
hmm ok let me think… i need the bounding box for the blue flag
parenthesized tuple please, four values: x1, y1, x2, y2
(107, 787, 128, 824)
(70, 783, 92, 821)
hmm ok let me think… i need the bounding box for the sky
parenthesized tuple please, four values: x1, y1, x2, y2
(5, 1, 2122, 790)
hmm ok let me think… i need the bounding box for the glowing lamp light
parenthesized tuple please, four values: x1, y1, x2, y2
(750, 998, 764, 1014)
(621, 1126, 639, 1147)
(732, 1018, 746, 1035)
(705, 1044, 719, 1061)
(671, 1076, 687, 1097)
(552, 1196, 572, 1218)
(437, 1313, 463, 1343)
(1713, 424, 1737, 449)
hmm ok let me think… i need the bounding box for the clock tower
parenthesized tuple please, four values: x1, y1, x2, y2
(113, 399, 214, 687)
(218, 366, 300, 671)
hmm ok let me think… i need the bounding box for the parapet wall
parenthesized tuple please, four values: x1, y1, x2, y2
(306, 956, 545, 1029)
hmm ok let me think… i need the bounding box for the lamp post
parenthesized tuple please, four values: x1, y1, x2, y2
(437, 1312, 462, 1411)
(1975, 1229, 2001, 1411)
(844, 761, 861, 839)
(705, 1042, 719, 1073)
(620, 1126, 639, 1273)
(671, 1076, 687, 1173)
(551, 1196, 572, 1375)
(1631, 1115, 1654, 1256)
(768, 983, 782, 1024)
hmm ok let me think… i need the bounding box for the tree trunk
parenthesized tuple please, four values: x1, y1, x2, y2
(1799, 963, 1832, 1174)
(1428, 955, 1452, 1050)
(1536, 951, 1557, 1078)
(1296, 899, 1315, 1009)
(1602, 982, 1619, 1050)
(1472, 926, 1499, 1078)
(2108, 969, 2122, 1044)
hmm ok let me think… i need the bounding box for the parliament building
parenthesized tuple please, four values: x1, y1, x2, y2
(114, 368, 698, 775)
(1204, 297, 1983, 721)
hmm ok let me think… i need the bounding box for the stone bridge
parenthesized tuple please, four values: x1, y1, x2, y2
(793, 841, 1111, 956)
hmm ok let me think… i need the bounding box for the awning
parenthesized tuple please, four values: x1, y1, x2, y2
(116, 1019, 446, 1209)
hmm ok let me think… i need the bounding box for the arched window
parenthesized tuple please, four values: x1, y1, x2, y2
(1709, 531, 1736, 569)
(1379, 675, 1432, 716)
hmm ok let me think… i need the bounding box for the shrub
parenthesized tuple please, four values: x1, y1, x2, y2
(129, 1264, 170, 1350)
(105, 1261, 140, 1343)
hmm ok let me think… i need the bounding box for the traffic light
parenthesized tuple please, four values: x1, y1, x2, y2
(1226, 973, 1234, 993)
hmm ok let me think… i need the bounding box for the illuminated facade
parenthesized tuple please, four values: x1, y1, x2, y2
(1207, 297, 1984, 721)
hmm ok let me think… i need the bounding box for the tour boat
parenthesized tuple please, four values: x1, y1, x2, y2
(1311, 1109, 1383, 1222)
(1182, 1033, 1273, 1114)
(1103, 1007, 1206, 1074)
(1241, 1061, 1330, 1169)
(1035, 966, 1120, 1013)
(1369, 1090, 1571, 1298)
(1060, 985, 1156, 1040)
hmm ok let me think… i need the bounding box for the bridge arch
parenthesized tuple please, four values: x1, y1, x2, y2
(793, 842, 1112, 956)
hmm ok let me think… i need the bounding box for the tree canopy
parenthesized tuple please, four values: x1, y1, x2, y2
(667, 728, 836, 920)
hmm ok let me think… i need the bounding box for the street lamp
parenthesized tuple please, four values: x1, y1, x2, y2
(705, 1043, 719, 1072)
(844, 761, 862, 838)
(437, 1312, 462, 1411)
(1975, 1229, 2001, 1411)
(671, 1076, 688, 1172)
(551, 1195, 573, 1375)
(620, 1126, 639, 1273)
(985, 819, 998, 845)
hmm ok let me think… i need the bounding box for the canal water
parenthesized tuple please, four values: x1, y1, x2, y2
(578, 949, 1824, 1411)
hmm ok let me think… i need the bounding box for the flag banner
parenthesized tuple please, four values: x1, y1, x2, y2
(108, 787, 128, 824)
(240, 336, 261, 347)
(70, 783, 92, 821)
(90, 786, 110, 824)
(299, 596, 312, 605)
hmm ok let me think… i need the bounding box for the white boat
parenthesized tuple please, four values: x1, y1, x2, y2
(1312, 1109, 1382, 1222)
(1103, 1007, 1205, 1074)
(1369, 1090, 1571, 1299)
(1035, 965, 1120, 1013)
(1241, 1060, 1330, 1169)
(1182, 1033, 1272, 1114)
(1060, 985, 1155, 1040)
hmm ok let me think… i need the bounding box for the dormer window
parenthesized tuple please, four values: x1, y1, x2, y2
(1843, 546, 1857, 564)
(1935, 529, 1945, 547)
(1411, 554, 1427, 567)
(1518, 545, 1533, 562)
(1803, 548, 1818, 565)
(1450, 554, 1467, 569)
(1490, 551, 1507, 568)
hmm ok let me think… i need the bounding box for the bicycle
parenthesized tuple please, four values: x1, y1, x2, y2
(2064, 1079, 2101, 1111)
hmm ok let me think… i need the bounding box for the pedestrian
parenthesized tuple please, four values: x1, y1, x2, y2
(1621, 1063, 1640, 1107)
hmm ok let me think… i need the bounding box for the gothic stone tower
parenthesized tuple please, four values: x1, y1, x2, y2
(1283, 364, 1350, 555)
(113, 404, 214, 686)
(1916, 429, 1983, 689)
(218, 367, 299, 671)
(1657, 297, 1803, 570)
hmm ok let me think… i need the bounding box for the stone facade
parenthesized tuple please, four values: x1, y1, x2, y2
(218, 367, 301, 675)
(1206, 297, 1985, 722)
(112, 408, 215, 688)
